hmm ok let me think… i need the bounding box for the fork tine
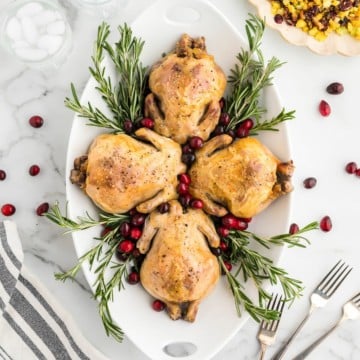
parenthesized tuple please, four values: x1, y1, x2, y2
(260, 294, 277, 330)
(270, 296, 285, 333)
(317, 260, 343, 291)
(325, 265, 352, 297)
(351, 292, 360, 304)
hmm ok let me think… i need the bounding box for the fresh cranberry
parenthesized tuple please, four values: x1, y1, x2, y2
(1, 204, 16, 216)
(326, 82, 344, 95)
(129, 208, 139, 216)
(131, 213, 146, 227)
(355, 169, 360, 177)
(127, 271, 140, 284)
(36, 202, 49, 216)
(227, 129, 236, 138)
(116, 252, 129, 262)
(140, 117, 155, 129)
(178, 173, 191, 185)
(219, 240, 228, 251)
(210, 247, 222, 256)
(236, 126, 249, 138)
(0, 170, 6, 180)
(123, 120, 133, 133)
(217, 226, 229, 238)
(158, 202, 170, 213)
(320, 216, 332, 232)
(181, 153, 196, 166)
(177, 182, 189, 195)
(242, 118, 254, 130)
(190, 199, 203, 209)
(239, 217, 252, 223)
(182, 144, 194, 154)
(29, 165, 40, 176)
(29, 115, 44, 128)
(219, 113, 230, 126)
(120, 222, 131, 237)
(319, 100, 331, 116)
(233, 219, 248, 231)
(223, 261, 232, 272)
(179, 194, 192, 208)
(152, 299, 166, 312)
(213, 125, 225, 136)
(130, 227, 142, 240)
(189, 136, 204, 150)
(274, 14, 284, 24)
(118, 240, 135, 253)
(221, 214, 238, 229)
(345, 162, 357, 174)
(289, 223, 299, 234)
(101, 226, 112, 237)
(303, 177, 317, 189)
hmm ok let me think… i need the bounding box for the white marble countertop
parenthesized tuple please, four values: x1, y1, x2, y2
(1, 0, 360, 359)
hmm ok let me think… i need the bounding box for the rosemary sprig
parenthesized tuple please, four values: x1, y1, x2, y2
(65, 22, 147, 132)
(221, 222, 317, 320)
(225, 14, 294, 132)
(45, 203, 130, 342)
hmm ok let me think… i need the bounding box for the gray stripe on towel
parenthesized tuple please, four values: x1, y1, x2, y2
(0, 255, 16, 296)
(9, 288, 72, 360)
(19, 274, 90, 360)
(0, 344, 13, 360)
(3, 311, 46, 360)
(0, 223, 21, 270)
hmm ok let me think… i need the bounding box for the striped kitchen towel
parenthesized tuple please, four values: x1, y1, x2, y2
(0, 220, 109, 360)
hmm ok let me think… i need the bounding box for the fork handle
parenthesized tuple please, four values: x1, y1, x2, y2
(292, 317, 345, 360)
(271, 307, 315, 360)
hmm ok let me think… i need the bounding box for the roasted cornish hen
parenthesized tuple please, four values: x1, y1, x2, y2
(70, 128, 186, 214)
(144, 34, 227, 144)
(137, 200, 220, 322)
(189, 135, 294, 218)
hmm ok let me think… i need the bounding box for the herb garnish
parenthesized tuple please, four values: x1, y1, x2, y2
(65, 23, 147, 132)
(225, 15, 295, 133)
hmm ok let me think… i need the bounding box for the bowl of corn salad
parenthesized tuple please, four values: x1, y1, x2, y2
(249, 0, 360, 55)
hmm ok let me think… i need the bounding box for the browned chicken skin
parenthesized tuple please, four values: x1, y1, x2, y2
(70, 128, 186, 214)
(137, 200, 220, 322)
(144, 34, 227, 144)
(189, 135, 294, 218)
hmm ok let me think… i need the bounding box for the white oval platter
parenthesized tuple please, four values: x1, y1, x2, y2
(65, 0, 292, 359)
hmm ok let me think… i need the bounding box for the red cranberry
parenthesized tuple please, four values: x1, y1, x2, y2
(178, 173, 191, 185)
(189, 136, 204, 150)
(129, 208, 139, 216)
(140, 117, 154, 129)
(118, 240, 135, 253)
(239, 217, 252, 223)
(303, 177, 317, 189)
(221, 214, 238, 229)
(190, 199, 203, 209)
(242, 118, 254, 130)
(101, 226, 112, 237)
(355, 169, 360, 177)
(158, 202, 170, 213)
(1, 204, 16, 216)
(274, 14, 284, 24)
(36, 202, 49, 216)
(223, 261, 232, 272)
(217, 226, 229, 238)
(181, 153, 196, 166)
(289, 223, 299, 234)
(236, 126, 249, 138)
(233, 219, 248, 231)
(130, 227, 142, 240)
(320, 215, 332, 232)
(210, 247, 222, 256)
(123, 120, 133, 133)
(152, 299, 166, 312)
(29, 115, 44, 128)
(131, 213, 146, 227)
(227, 129, 236, 138)
(213, 125, 225, 136)
(219, 98, 225, 110)
(345, 162, 357, 174)
(0, 170, 6, 180)
(219, 240, 228, 251)
(127, 271, 140, 284)
(116, 252, 129, 262)
(319, 100, 331, 116)
(219, 113, 230, 126)
(179, 194, 192, 208)
(177, 182, 189, 195)
(120, 222, 131, 237)
(182, 144, 194, 154)
(29, 165, 40, 176)
(326, 82, 344, 95)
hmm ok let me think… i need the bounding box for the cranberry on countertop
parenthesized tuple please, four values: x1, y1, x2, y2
(1, 204, 16, 216)
(319, 100, 331, 116)
(0, 170, 6, 180)
(29, 115, 44, 128)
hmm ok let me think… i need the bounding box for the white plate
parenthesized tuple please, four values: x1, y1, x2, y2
(65, 0, 292, 359)
(249, 0, 360, 56)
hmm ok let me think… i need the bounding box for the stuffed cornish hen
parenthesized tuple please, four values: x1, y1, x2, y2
(144, 34, 227, 144)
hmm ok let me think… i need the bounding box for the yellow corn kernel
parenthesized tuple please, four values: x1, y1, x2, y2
(296, 19, 307, 28)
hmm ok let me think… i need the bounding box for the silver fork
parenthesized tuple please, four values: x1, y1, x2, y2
(271, 260, 352, 360)
(293, 291, 360, 359)
(257, 294, 285, 360)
